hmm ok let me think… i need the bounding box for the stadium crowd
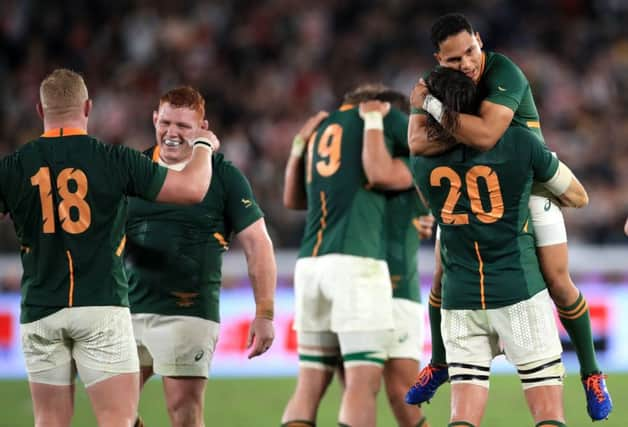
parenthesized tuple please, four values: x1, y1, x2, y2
(0, 0, 627, 255)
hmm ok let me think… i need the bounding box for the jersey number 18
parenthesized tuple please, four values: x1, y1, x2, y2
(31, 167, 92, 234)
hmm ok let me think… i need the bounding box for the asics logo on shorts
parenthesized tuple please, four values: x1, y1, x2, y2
(194, 351, 204, 361)
(544, 199, 551, 211)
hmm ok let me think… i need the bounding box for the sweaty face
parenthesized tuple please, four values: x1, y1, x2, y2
(153, 103, 203, 164)
(435, 31, 484, 84)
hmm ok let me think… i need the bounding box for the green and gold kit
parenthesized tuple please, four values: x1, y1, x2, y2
(412, 127, 558, 310)
(386, 189, 429, 302)
(299, 105, 409, 260)
(0, 129, 167, 323)
(125, 147, 263, 322)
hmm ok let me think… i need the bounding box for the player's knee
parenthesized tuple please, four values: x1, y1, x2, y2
(448, 362, 490, 389)
(517, 357, 565, 390)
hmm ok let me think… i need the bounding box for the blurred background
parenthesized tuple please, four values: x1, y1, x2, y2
(1, 0, 628, 424)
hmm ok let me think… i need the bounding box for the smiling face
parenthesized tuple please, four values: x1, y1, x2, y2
(435, 30, 484, 84)
(153, 102, 207, 164)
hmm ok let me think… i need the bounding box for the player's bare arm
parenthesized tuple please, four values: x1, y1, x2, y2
(451, 100, 514, 151)
(542, 161, 589, 208)
(156, 129, 220, 204)
(360, 101, 412, 190)
(416, 214, 435, 240)
(283, 111, 328, 209)
(236, 218, 277, 359)
(408, 81, 456, 156)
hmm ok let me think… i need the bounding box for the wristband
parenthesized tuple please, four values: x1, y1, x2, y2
(291, 135, 306, 158)
(192, 137, 216, 151)
(255, 299, 275, 321)
(410, 107, 425, 115)
(362, 111, 384, 131)
(422, 94, 444, 123)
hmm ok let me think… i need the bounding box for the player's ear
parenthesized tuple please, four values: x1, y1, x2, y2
(152, 110, 159, 128)
(36, 102, 44, 120)
(434, 52, 442, 65)
(83, 99, 92, 117)
(201, 119, 209, 130)
(475, 32, 483, 49)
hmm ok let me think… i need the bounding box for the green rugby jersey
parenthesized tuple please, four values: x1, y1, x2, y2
(412, 127, 558, 310)
(386, 189, 429, 302)
(417, 51, 544, 141)
(0, 128, 167, 323)
(125, 147, 263, 322)
(298, 105, 409, 260)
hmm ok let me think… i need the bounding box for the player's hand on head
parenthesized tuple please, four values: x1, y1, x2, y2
(417, 214, 435, 240)
(190, 129, 220, 151)
(410, 78, 429, 110)
(246, 317, 275, 359)
(359, 100, 390, 117)
(298, 111, 329, 141)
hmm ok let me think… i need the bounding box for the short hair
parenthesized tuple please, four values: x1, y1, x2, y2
(430, 13, 474, 51)
(424, 67, 478, 144)
(158, 86, 206, 119)
(343, 83, 410, 114)
(39, 68, 89, 114)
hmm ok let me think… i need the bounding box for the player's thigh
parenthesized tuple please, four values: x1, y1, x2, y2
(320, 254, 394, 333)
(69, 306, 139, 387)
(387, 298, 424, 362)
(297, 330, 341, 372)
(441, 308, 496, 387)
(488, 290, 564, 389)
(21, 309, 76, 385)
(293, 257, 331, 332)
(529, 195, 567, 247)
(162, 376, 208, 408)
(142, 314, 220, 378)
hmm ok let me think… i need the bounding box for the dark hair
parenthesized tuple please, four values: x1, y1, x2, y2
(430, 13, 474, 51)
(343, 83, 410, 114)
(424, 67, 478, 144)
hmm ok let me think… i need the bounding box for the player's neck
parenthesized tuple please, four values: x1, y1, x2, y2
(43, 116, 87, 133)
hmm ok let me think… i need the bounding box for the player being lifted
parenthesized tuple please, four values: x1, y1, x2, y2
(1, 69, 216, 427)
(413, 66, 589, 427)
(405, 13, 612, 421)
(281, 85, 430, 427)
(125, 86, 276, 427)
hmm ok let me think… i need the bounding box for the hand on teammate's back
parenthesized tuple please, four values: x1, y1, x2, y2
(416, 214, 435, 240)
(190, 128, 221, 151)
(297, 111, 329, 141)
(359, 100, 390, 117)
(410, 78, 429, 110)
(246, 317, 275, 359)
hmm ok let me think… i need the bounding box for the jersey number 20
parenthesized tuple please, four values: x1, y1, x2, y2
(430, 165, 504, 224)
(31, 167, 92, 234)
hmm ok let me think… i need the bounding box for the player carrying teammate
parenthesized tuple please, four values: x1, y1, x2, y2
(406, 13, 612, 421)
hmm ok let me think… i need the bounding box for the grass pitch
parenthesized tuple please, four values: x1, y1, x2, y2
(0, 373, 625, 426)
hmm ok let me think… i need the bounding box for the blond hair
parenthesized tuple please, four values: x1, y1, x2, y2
(39, 69, 89, 115)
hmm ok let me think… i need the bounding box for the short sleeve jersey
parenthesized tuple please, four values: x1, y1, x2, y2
(385, 189, 429, 302)
(416, 51, 544, 142)
(298, 105, 409, 260)
(125, 148, 263, 322)
(412, 127, 558, 310)
(0, 129, 167, 323)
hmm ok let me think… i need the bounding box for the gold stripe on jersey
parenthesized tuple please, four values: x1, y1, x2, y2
(115, 235, 126, 256)
(41, 128, 87, 138)
(474, 241, 486, 309)
(558, 298, 588, 319)
(312, 191, 328, 257)
(338, 103, 355, 112)
(390, 275, 402, 290)
(523, 219, 529, 233)
(526, 121, 541, 128)
(213, 232, 229, 250)
(478, 52, 487, 81)
(66, 250, 75, 306)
